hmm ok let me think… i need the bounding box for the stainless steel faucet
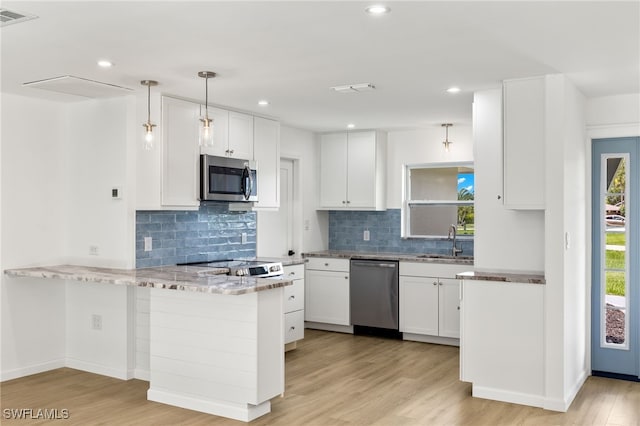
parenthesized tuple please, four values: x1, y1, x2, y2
(448, 224, 463, 257)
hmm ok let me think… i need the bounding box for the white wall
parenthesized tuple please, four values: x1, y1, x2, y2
(472, 90, 545, 274)
(1, 94, 138, 381)
(257, 125, 327, 255)
(386, 126, 473, 209)
(543, 75, 589, 410)
(64, 97, 137, 269)
(586, 94, 640, 127)
(1, 94, 67, 380)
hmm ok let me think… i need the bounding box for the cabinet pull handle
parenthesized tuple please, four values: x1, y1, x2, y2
(433, 282, 438, 286)
(289, 272, 296, 276)
(439, 282, 443, 286)
(229, 149, 234, 155)
(324, 263, 329, 266)
(289, 326, 295, 331)
(342, 201, 346, 204)
(346, 200, 350, 204)
(457, 306, 460, 310)
(345, 276, 348, 279)
(288, 295, 295, 300)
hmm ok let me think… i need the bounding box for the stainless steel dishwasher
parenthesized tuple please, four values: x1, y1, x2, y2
(350, 259, 400, 336)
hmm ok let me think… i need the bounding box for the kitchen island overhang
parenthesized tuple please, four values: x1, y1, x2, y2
(4, 265, 292, 422)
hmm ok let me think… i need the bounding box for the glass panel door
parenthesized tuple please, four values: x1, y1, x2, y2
(591, 137, 639, 379)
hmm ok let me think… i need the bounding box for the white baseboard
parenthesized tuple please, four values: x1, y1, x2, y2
(147, 388, 271, 422)
(65, 358, 129, 380)
(403, 333, 460, 347)
(0, 359, 65, 382)
(543, 369, 589, 412)
(305, 322, 353, 334)
(472, 385, 545, 408)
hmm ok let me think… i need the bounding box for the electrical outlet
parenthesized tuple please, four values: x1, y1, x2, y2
(144, 237, 152, 252)
(91, 314, 102, 330)
(363, 230, 370, 241)
(241, 232, 248, 244)
(89, 245, 99, 256)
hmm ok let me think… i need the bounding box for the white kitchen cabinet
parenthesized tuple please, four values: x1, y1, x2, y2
(399, 262, 467, 343)
(283, 264, 304, 346)
(319, 130, 386, 210)
(304, 258, 350, 326)
(253, 117, 280, 210)
(460, 279, 544, 407)
(228, 111, 254, 160)
(503, 76, 545, 209)
(161, 96, 200, 208)
(198, 104, 229, 158)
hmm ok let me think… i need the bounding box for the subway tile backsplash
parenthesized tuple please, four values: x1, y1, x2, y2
(135, 202, 256, 268)
(328, 209, 474, 255)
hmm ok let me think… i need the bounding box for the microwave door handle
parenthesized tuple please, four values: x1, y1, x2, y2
(243, 165, 253, 200)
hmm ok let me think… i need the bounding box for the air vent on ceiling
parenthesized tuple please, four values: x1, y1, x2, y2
(331, 83, 376, 93)
(23, 76, 134, 99)
(0, 8, 38, 27)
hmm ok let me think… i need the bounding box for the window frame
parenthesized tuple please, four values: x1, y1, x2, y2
(401, 161, 475, 239)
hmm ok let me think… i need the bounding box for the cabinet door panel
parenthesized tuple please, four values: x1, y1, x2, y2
(320, 133, 348, 208)
(161, 97, 200, 207)
(399, 276, 439, 335)
(199, 105, 229, 157)
(253, 117, 280, 209)
(346, 131, 376, 208)
(438, 278, 461, 338)
(305, 270, 350, 325)
(228, 111, 254, 160)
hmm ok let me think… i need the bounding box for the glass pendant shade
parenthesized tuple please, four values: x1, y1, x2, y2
(199, 117, 214, 147)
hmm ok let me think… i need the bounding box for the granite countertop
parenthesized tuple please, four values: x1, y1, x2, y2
(302, 250, 474, 265)
(4, 264, 293, 295)
(251, 257, 307, 266)
(456, 270, 546, 284)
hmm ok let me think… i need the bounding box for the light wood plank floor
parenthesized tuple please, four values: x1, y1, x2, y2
(1, 329, 639, 425)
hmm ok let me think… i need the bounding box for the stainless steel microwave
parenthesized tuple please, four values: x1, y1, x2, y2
(200, 155, 258, 202)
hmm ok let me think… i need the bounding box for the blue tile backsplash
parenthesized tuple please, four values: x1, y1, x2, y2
(136, 202, 256, 268)
(328, 209, 474, 255)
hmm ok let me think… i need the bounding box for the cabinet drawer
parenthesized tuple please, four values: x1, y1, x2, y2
(283, 264, 305, 280)
(284, 280, 304, 313)
(284, 310, 304, 344)
(306, 257, 349, 272)
(399, 261, 469, 279)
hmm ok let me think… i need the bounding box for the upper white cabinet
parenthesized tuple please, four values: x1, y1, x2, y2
(228, 111, 254, 160)
(503, 76, 545, 209)
(253, 117, 280, 209)
(197, 104, 229, 158)
(161, 96, 200, 208)
(319, 130, 387, 210)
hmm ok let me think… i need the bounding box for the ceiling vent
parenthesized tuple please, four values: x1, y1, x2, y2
(0, 8, 38, 27)
(23, 76, 134, 99)
(331, 83, 376, 93)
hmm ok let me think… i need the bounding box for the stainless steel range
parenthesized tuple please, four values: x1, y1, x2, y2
(178, 259, 284, 278)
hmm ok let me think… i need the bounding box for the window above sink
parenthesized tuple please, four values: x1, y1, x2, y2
(402, 162, 474, 239)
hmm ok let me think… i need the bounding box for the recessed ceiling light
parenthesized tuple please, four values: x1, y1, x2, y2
(97, 60, 113, 68)
(365, 5, 390, 15)
(446, 87, 461, 93)
(258, 100, 269, 106)
(347, 124, 355, 129)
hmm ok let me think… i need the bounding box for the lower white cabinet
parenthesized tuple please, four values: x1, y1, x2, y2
(399, 262, 467, 341)
(304, 258, 350, 326)
(283, 264, 304, 345)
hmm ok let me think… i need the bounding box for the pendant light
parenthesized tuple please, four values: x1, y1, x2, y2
(140, 80, 158, 150)
(198, 71, 216, 147)
(442, 123, 453, 152)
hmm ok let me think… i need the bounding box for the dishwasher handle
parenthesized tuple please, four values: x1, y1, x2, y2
(351, 261, 397, 268)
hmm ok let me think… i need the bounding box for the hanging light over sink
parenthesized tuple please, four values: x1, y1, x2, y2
(140, 79, 158, 150)
(442, 123, 453, 152)
(198, 71, 216, 147)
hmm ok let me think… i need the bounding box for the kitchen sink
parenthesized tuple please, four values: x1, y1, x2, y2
(416, 254, 474, 260)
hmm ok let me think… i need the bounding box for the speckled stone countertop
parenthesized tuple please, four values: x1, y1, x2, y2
(250, 257, 307, 266)
(302, 250, 474, 265)
(456, 271, 546, 284)
(4, 264, 293, 295)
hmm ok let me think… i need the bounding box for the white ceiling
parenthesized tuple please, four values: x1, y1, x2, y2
(2, 1, 638, 133)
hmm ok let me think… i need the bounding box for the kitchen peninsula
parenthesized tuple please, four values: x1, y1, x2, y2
(4, 265, 292, 422)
